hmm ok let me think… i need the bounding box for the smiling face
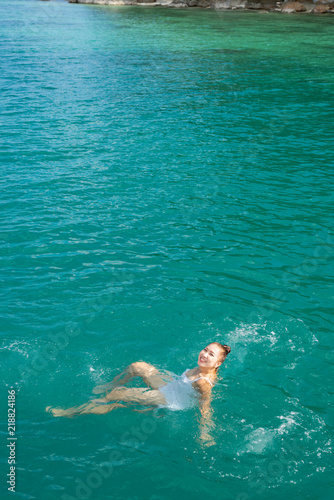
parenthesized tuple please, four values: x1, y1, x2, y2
(198, 343, 224, 372)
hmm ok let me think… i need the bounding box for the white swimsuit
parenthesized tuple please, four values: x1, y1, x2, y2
(159, 369, 214, 411)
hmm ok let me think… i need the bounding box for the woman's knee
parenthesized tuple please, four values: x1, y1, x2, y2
(129, 361, 154, 376)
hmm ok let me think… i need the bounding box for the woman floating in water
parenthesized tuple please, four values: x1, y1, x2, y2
(46, 342, 231, 440)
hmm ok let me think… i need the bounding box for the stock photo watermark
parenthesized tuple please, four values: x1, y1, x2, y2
(6, 389, 17, 493)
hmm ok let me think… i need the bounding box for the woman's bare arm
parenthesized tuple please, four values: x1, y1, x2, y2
(194, 379, 215, 445)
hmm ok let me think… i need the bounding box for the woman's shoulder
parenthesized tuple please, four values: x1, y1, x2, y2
(193, 377, 214, 396)
(184, 367, 197, 377)
(198, 375, 215, 387)
(183, 367, 205, 381)
(185, 368, 215, 386)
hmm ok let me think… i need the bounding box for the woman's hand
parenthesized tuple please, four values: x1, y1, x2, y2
(199, 428, 216, 447)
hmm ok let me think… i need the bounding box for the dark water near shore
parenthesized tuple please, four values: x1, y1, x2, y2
(0, 1, 333, 499)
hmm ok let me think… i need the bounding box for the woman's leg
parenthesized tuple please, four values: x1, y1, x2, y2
(46, 402, 125, 418)
(93, 362, 171, 394)
(47, 387, 166, 418)
(98, 386, 166, 405)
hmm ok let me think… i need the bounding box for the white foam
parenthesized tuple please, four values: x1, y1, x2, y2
(245, 427, 275, 454)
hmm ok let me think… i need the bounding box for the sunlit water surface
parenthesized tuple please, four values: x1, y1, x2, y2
(0, 1, 333, 499)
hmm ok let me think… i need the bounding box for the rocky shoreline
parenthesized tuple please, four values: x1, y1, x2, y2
(65, 0, 334, 14)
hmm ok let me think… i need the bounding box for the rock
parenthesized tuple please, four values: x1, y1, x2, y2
(261, 0, 277, 8)
(299, 2, 316, 12)
(281, 1, 306, 12)
(314, 3, 330, 11)
(197, 0, 212, 6)
(169, 0, 189, 6)
(67, 0, 334, 11)
(76, 0, 135, 4)
(247, 2, 263, 8)
(213, 0, 247, 8)
(247, 1, 276, 8)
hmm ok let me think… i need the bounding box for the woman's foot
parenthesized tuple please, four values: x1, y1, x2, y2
(46, 406, 74, 417)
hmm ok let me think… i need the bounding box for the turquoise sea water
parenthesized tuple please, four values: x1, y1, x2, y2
(1, 0, 333, 498)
